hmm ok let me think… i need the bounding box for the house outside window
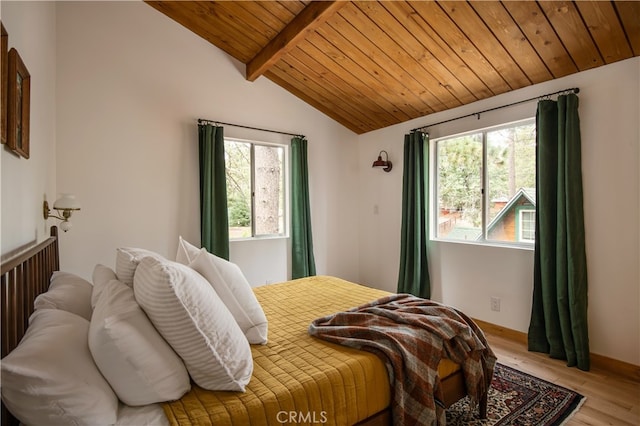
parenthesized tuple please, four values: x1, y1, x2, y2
(432, 119, 536, 247)
(225, 138, 287, 240)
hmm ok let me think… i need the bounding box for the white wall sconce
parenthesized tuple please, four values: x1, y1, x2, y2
(43, 194, 81, 232)
(372, 150, 392, 172)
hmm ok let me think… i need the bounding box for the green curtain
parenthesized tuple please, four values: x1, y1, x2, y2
(290, 136, 316, 279)
(397, 131, 431, 299)
(528, 94, 590, 371)
(198, 123, 230, 260)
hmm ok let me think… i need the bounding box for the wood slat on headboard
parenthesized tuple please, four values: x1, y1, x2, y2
(1, 226, 59, 426)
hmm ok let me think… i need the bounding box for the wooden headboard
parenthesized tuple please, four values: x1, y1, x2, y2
(1, 226, 59, 426)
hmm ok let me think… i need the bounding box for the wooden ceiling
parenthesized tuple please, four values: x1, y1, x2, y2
(146, 1, 640, 134)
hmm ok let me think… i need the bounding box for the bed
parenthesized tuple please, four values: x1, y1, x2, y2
(1, 226, 489, 425)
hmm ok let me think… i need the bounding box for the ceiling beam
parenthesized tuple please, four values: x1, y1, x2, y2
(246, 1, 346, 82)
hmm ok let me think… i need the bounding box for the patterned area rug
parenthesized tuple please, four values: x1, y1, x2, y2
(446, 363, 585, 426)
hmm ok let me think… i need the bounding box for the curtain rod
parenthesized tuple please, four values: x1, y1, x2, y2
(410, 87, 580, 133)
(197, 118, 304, 139)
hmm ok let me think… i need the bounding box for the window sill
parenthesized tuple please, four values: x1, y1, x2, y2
(230, 235, 289, 243)
(430, 238, 534, 251)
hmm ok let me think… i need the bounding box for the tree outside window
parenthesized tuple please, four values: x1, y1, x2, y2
(225, 139, 286, 239)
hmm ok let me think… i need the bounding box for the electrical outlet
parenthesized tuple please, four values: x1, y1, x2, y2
(490, 297, 501, 312)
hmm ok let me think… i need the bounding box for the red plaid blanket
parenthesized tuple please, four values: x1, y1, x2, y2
(308, 294, 496, 425)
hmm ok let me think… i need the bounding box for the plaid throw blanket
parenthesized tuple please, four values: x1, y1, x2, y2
(308, 294, 496, 425)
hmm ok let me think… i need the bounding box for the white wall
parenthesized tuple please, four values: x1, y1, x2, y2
(55, 1, 360, 285)
(358, 57, 640, 366)
(0, 1, 56, 254)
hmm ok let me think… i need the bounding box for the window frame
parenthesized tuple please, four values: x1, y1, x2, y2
(224, 137, 289, 241)
(516, 207, 536, 243)
(430, 118, 536, 249)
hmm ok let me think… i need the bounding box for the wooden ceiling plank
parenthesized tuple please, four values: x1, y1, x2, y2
(410, 1, 512, 96)
(470, 1, 553, 85)
(383, 1, 493, 101)
(372, 0, 477, 106)
(192, 1, 270, 57)
(200, 1, 275, 56)
(576, 0, 633, 64)
(277, 1, 311, 17)
(330, 7, 444, 118)
(309, 29, 426, 121)
(221, 1, 309, 42)
(266, 67, 371, 134)
(300, 34, 417, 123)
(246, 1, 347, 82)
(286, 47, 399, 128)
(538, 1, 604, 71)
(301, 5, 423, 120)
(501, 1, 578, 79)
(340, 2, 460, 117)
(145, 1, 258, 62)
(281, 54, 397, 130)
(350, 1, 462, 111)
(438, 1, 531, 90)
(254, 1, 300, 26)
(614, 1, 640, 56)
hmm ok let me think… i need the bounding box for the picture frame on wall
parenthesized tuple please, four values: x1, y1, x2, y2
(7, 47, 30, 158)
(1, 22, 8, 145)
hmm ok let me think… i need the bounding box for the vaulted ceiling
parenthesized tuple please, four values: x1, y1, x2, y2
(146, 1, 639, 134)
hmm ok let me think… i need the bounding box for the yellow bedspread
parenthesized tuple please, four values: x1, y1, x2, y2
(162, 276, 393, 426)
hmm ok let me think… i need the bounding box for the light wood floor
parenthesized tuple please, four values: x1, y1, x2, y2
(484, 331, 640, 425)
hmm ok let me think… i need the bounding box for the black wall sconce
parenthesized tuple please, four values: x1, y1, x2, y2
(372, 150, 392, 172)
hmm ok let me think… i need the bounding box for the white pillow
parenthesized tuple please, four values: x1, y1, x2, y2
(133, 256, 253, 391)
(176, 235, 200, 265)
(189, 248, 268, 345)
(176, 237, 268, 345)
(34, 271, 93, 320)
(1, 309, 118, 425)
(116, 247, 164, 286)
(89, 279, 191, 406)
(92, 263, 117, 308)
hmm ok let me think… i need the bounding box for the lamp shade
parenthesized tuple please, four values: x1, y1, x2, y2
(372, 156, 388, 167)
(372, 150, 392, 172)
(53, 194, 81, 211)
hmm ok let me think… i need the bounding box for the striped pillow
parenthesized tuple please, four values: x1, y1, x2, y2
(133, 256, 253, 391)
(116, 247, 164, 286)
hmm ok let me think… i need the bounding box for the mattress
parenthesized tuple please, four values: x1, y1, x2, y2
(162, 276, 460, 426)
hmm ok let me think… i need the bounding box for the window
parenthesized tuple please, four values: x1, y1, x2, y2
(225, 138, 287, 239)
(433, 119, 536, 246)
(518, 209, 536, 243)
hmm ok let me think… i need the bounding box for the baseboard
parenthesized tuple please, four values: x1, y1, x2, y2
(473, 319, 528, 345)
(590, 352, 640, 382)
(473, 318, 640, 382)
